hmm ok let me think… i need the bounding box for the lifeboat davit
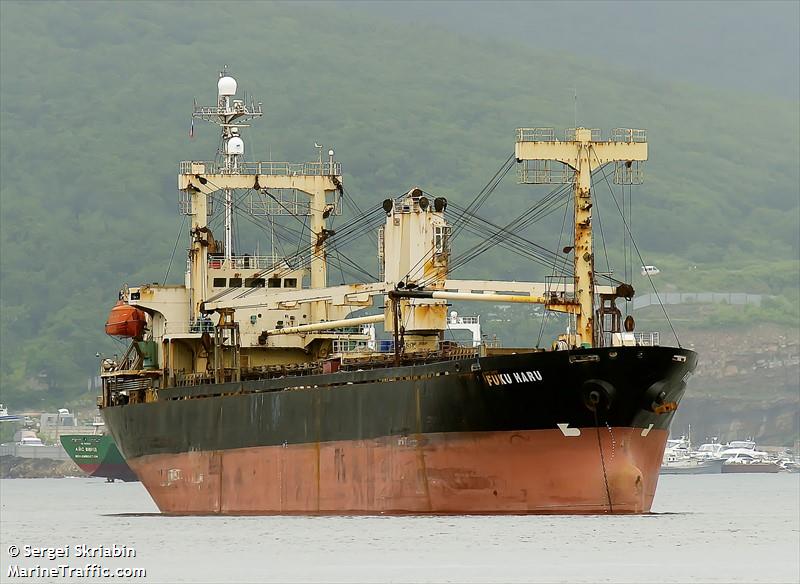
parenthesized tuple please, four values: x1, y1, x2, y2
(105, 301, 146, 338)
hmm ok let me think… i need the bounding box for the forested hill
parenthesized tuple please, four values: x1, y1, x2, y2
(0, 1, 798, 408)
(355, 1, 800, 100)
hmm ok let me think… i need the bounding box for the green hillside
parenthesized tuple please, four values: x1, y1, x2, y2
(1, 1, 798, 408)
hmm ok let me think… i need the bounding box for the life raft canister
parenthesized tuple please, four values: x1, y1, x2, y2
(105, 300, 146, 338)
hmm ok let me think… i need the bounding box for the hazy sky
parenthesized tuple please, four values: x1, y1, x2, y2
(347, 0, 799, 100)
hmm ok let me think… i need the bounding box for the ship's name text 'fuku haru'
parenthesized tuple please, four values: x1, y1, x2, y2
(483, 370, 543, 386)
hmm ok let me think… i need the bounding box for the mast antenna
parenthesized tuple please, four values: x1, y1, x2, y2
(573, 88, 578, 128)
(192, 70, 263, 262)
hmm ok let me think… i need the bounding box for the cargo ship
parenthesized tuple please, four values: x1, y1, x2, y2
(98, 73, 696, 514)
(60, 434, 138, 482)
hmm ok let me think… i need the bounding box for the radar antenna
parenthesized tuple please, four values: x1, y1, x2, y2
(192, 70, 263, 262)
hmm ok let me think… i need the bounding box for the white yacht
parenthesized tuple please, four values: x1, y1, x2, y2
(720, 440, 769, 461)
(661, 433, 724, 474)
(694, 442, 724, 460)
(719, 439, 780, 473)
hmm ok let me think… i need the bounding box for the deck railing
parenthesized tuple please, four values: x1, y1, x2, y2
(164, 319, 215, 335)
(179, 160, 341, 176)
(633, 332, 660, 346)
(207, 255, 281, 271)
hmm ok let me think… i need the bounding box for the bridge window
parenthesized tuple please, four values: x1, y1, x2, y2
(245, 278, 265, 288)
(229, 278, 242, 287)
(213, 278, 226, 288)
(268, 278, 281, 288)
(284, 278, 298, 288)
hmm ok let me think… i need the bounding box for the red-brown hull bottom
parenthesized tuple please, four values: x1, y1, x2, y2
(128, 427, 668, 515)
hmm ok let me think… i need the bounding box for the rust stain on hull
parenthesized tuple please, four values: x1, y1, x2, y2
(130, 427, 666, 515)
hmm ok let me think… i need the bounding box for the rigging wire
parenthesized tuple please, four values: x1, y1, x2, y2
(429, 166, 622, 287)
(449, 194, 571, 267)
(627, 181, 634, 311)
(208, 187, 274, 250)
(622, 175, 627, 285)
(418, 164, 621, 345)
(448, 183, 574, 271)
(201, 176, 383, 278)
(554, 188, 573, 279)
(275, 208, 383, 277)
(189, 177, 384, 305)
(262, 189, 314, 229)
(163, 215, 187, 284)
(593, 180, 612, 277)
(449, 153, 516, 240)
(341, 185, 379, 247)
(275, 215, 383, 280)
(292, 215, 308, 269)
(385, 158, 579, 289)
(537, 193, 573, 347)
(394, 153, 517, 287)
(420, 184, 572, 285)
(447, 217, 571, 277)
(234, 205, 380, 284)
(591, 149, 681, 347)
(223, 188, 301, 256)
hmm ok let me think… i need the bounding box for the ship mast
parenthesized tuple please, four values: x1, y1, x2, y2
(180, 73, 341, 322)
(515, 127, 648, 347)
(192, 69, 263, 262)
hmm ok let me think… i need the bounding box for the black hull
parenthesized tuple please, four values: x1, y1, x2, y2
(105, 346, 695, 459)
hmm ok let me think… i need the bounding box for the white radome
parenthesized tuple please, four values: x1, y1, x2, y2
(226, 136, 245, 155)
(217, 76, 237, 96)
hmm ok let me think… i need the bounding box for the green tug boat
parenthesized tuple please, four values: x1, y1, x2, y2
(60, 434, 138, 482)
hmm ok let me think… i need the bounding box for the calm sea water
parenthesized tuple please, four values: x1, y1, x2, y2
(1, 475, 798, 583)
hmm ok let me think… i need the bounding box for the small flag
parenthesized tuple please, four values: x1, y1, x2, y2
(189, 118, 195, 139)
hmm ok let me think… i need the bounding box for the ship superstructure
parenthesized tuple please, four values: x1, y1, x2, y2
(99, 73, 696, 515)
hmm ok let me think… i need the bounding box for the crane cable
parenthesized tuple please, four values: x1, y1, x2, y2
(591, 149, 681, 347)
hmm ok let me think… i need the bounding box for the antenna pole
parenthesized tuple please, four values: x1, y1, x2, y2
(189, 71, 264, 263)
(573, 88, 577, 128)
(223, 189, 232, 262)
(184, 72, 263, 318)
